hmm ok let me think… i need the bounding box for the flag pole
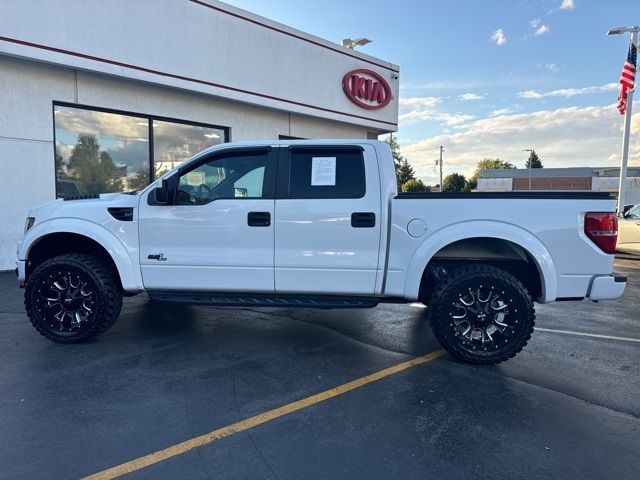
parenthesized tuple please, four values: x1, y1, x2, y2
(617, 29, 638, 215)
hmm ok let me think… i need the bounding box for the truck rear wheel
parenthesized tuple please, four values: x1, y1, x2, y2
(427, 264, 535, 364)
(24, 254, 123, 343)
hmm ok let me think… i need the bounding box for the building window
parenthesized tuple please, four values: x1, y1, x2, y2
(153, 120, 225, 178)
(53, 103, 227, 198)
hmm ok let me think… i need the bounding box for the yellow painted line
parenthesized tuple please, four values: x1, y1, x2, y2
(83, 349, 445, 480)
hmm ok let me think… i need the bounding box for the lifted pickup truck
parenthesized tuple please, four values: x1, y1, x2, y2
(17, 140, 626, 363)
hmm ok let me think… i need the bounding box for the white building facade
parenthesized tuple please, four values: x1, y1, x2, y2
(0, 0, 399, 269)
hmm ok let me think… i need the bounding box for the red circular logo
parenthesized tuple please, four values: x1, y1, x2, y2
(342, 69, 392, 110)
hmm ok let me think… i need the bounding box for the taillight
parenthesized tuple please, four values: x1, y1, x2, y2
(584, 212, 618, 254)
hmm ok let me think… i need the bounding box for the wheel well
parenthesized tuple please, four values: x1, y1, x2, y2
(26, 233, 122, 288)
(419, 237, 543, 302)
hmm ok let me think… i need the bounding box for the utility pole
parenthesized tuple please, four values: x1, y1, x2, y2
(607, 26, 639, 215)
(438, 146, 444, 192)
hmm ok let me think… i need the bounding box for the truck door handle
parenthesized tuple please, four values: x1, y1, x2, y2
(248, 211, 271, 227)
(351, 212, 376, 228)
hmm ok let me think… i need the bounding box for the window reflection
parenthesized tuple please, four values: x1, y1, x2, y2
(53, 105, 227, 199)
(153, 121, 224, 178)
(54, 107, 150, 198)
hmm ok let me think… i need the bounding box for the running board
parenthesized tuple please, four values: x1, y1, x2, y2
(147, 291, 380, 309)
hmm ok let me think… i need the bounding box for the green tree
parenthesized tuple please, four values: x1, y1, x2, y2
(385, 134, 418, 188)
(384, 134, 405, 166)
(396, 158, 416, 186)
(525, 150, 543, 169)
(465, 158, 516, 191)
(127, 169, 150, 191)
(401, 178, 428, 193)
(442, 173, 467, 192)
(66, 134, 120, 194)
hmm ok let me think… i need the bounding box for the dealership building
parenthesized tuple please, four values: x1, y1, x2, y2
(0, 0, 399, 270)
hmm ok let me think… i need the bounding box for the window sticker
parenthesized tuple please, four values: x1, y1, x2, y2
(311, 157, 336, 186)
(185, 171, 206, 186)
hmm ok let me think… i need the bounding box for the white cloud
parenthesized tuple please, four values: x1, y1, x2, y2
(518, 83, 618, 99)
(490, 107, 518, 117)
(399, 97, 441, 108)
(399, 110, 475, 126)
(399, 96, 475, 126)
(560, 0, 575, 10)
(534, 25, 550, 36)
(491, 29, 506, 46)
(545, 63, 559, 72)
(400, 103, 639, 185)
(530, 19, 541, 28)
(458, 93, 484, 101)
(632, 112, 640, 135)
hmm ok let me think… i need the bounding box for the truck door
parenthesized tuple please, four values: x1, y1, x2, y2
(274, 144, 382, 295)
(138, 147, 277, 291)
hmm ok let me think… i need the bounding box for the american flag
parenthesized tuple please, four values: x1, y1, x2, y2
(617, 41, 637, 115)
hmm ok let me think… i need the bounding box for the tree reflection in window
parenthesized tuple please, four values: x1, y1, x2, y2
(54, 105, 227, 199)
(54, 106, 149, 198)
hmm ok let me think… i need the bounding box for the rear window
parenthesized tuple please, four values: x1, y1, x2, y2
(288, 148, 365, 199)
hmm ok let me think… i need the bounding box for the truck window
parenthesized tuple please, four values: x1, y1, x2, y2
(175, 152, 267, 205)
(288, 148, 365, 199)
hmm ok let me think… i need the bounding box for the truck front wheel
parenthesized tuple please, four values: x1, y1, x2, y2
(427, 264, 535, 364)
(25, 254, 123, 343)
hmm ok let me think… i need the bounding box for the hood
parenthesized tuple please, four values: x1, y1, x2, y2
(28, 192, 140, 223)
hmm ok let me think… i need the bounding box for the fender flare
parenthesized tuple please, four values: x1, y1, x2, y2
(404, 221, 557, 303)
(19, 218, 143, 291)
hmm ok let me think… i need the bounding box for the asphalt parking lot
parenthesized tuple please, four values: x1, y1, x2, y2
(0, 260, 639, 480)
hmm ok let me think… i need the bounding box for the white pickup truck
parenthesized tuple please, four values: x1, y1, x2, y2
(16, 140, 626, 363)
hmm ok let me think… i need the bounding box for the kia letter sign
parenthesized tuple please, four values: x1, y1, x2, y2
(342, 69, 392, 110)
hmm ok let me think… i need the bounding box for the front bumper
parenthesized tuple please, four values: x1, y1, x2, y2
(587, 274, 627, 301)
(16, 259, 26, 283)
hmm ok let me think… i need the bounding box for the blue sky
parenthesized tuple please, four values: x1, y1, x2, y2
(226, 0, 639, 184)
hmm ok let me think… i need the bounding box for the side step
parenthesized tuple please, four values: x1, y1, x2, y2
(147, 291, 380, 309)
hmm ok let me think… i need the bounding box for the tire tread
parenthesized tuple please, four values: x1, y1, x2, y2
(427, 264, 535, 364)
(24, 254, 122, 343)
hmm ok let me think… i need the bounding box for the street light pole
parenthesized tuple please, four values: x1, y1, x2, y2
(438, 146, 444, 191)
(524, 149, 534, 190)
(607, 26, 639, 215)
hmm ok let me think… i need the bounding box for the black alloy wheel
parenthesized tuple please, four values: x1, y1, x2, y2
(25, 254, 123, 343)
(427, 264, 535, 364)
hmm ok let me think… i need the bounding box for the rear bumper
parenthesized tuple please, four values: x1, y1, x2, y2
(587, 274, 627, 300)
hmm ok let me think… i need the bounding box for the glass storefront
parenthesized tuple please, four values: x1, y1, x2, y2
(53, 104, 227, 198)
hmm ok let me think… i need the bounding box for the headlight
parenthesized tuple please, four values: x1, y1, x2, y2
(24, 217, 35, 234)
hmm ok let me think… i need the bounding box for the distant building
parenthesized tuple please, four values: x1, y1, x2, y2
(478, 167, 640, 205)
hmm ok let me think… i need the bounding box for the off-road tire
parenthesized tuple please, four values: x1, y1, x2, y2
(25, 254, 123, 343)
(427, 264, 535, 364)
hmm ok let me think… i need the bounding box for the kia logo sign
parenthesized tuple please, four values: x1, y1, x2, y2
(342, 69, 392, 110)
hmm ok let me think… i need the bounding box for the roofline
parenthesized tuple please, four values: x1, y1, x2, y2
(191, 0, 399, 73)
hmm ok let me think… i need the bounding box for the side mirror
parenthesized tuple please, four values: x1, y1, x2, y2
(154, 179, 170, 204)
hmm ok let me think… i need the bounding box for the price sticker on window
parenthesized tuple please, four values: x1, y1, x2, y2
(311, 157, 336, 186)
